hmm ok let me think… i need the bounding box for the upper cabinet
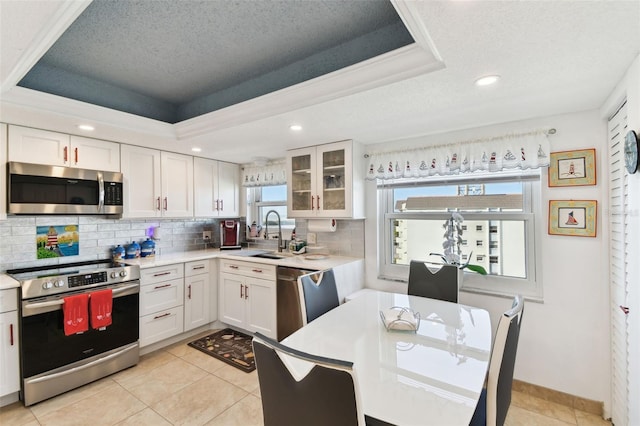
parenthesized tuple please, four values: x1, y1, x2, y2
(121, 145, 193, 218)
(8, 125, 120, 172)
(193, 158, 240, 217)
(287, 140, 364, 218)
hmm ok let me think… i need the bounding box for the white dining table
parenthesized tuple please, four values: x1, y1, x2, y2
(282, 290, 493, 426)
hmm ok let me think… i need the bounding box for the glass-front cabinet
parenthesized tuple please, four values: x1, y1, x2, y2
(287, 140, 363, 218)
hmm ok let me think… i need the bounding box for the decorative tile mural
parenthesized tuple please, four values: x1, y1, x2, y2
(36, 225, 79, 259)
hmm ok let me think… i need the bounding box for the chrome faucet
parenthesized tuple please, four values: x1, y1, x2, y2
(264, 209, 285, 252)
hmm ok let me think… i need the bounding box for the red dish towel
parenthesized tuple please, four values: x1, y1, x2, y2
(63, 294, 89, 336)
(90, 289, 113, 329)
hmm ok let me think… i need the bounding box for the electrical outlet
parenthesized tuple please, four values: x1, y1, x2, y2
(202, 231, 212, 240)
(307, 232, 317, 244)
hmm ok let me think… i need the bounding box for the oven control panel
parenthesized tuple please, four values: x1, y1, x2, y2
(68, 272, 108, 288)
(17, 264, 141, 300)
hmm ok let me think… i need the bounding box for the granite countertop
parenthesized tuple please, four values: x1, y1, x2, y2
(0, 273, 20, 290)
(121, 248, 361, 270)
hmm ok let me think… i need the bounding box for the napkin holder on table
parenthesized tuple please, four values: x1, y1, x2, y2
(379, 307, 420, 332)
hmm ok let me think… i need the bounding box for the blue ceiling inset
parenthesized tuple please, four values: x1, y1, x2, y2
(18, 0, 414, 124)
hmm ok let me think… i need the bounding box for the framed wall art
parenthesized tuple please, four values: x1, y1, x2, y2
(548, 200, 597, 237)
(548, 148, 596, 187)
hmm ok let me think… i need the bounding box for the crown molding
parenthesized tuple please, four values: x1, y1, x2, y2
(176, 43, 444, 140)
(0, 86, 175, 139)
(0, 0, 91, 93)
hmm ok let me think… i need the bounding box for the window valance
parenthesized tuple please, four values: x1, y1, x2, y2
(365, 130, 551, 180)
(242, 160, 287, 187)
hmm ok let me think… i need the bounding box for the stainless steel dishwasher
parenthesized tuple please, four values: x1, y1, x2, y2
(276, 266, 315, 341)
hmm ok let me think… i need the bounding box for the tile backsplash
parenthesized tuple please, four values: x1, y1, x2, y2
(0, 216, 365, 273)
(0, 216, 218, 272)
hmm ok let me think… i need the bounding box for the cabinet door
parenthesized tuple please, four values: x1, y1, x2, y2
(287, 146, 317, 218)
(161, 151, 193, 217)
(184, 273, 210, 331)
(217, 161, 240, 217)
(121, 145, 161, 218)
(219, 273, 246, 329)
(70, 136, 120, 172)
(317, 140, 352, 217)
(0, 310, 20, 397)
(8, 125, 69, 166)
(245, 277, 276, 338)
(193, 157, 218, 217)
(0, 124, 6, 221)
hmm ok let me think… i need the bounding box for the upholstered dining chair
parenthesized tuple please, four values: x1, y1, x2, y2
(470, 295, 525, 426)
(252, 332, 366, 426)
(407, 260, 460, 303)
(298, 268, 340, 325)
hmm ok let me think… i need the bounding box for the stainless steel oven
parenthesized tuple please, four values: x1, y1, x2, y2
(8, 260, 140, 406)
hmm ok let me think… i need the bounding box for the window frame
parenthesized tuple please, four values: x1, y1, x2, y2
(377, 172, 543, 299)
(246, 186, 295, 234)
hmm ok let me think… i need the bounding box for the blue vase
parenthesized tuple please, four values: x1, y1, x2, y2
(140, 238, 155, 257)
(112, 245, 125, 261)
(125, 241, 140, 259)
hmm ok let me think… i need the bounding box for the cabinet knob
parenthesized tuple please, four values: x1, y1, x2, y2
(74, 147, 79, 164)
(244, 284, 248, 299)
(240, 283, 244, 298)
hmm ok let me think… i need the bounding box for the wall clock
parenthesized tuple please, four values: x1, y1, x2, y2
(625, 130, 639, 174)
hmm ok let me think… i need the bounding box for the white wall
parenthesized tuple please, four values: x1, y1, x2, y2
(364, 109, 611, 409)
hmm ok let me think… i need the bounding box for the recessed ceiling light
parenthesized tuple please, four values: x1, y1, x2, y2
(77, 124, 95, 131)
(475, 75, 500, 86)
(289, 124, 303, 131)
(191, 147, 202, 152)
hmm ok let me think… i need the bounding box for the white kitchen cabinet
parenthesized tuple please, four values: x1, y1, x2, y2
(184, 260, 211, 331)
(0, 124, 7, 221)
(0, 289, 19, 399)
(121, 145, 193, 218)
(287, 139, 364, 218)
(139, 263, 185, 347)
(193, 157, 240, 217)
(219, 260, 277, 338)
(8, 125, 120, 171)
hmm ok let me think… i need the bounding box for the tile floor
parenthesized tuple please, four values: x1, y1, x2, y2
(1, 331, 612, 426)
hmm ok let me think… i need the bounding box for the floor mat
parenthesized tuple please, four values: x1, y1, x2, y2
(187, 328, 255, 372)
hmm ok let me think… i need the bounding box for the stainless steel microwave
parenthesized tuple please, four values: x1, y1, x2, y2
(8, 162, 123, 215)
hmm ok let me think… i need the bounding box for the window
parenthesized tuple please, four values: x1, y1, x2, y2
(378, 171, 541, 297)
(247, 185, 295, 236)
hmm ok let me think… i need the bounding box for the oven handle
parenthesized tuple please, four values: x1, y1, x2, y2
(23, 283, 140, 310)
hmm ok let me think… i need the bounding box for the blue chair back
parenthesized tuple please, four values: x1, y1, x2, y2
(252, 332, 365, 426)
(407, 260, 459, 303)
(298, 269, 340, 324)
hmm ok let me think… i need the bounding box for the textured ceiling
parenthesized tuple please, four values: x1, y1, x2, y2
(1, 1, 639, 164)
(17, 0, 413, 123)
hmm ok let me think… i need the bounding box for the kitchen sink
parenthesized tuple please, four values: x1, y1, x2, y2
(251, 252, 287, 259)
(228, 249, 294, 260)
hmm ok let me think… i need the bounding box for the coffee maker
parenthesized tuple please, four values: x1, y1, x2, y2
(220, 220, 241, 249)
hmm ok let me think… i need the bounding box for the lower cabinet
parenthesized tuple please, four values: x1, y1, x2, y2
(219, 260, 277, 338)
(139, 263, 185, 347)
(0, 288, 19, 399)
(184, 260, 211, 331)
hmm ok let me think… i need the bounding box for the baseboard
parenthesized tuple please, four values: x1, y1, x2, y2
(513, 380, 603, 416)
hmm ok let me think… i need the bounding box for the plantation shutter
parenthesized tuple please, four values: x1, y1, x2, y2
(608, 101, 630, 426)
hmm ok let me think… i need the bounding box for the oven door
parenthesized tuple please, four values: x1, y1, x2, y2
(20, 282, 139, 379)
